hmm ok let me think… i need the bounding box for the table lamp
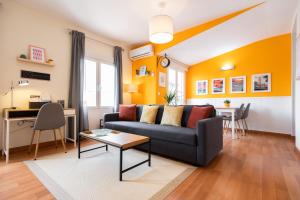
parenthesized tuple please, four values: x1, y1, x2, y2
(3, 80, 30, 109)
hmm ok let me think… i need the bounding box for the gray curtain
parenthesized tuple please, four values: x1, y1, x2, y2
(68, 30, 89, 137)
(114, 46, 123, 112)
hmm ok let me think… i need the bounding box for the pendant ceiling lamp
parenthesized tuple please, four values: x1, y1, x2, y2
(149, 2, 174, 44)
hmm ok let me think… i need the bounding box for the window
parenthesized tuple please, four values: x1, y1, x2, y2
(84, 59, 115, 107)
(168, 67, 186, 105)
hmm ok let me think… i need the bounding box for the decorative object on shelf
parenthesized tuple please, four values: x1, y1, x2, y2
(212, 78, 225, 94)
(221, 64, 235, 71)
(159, 72, 166, 87)
(149, 2, 173, 44)
(164, 90, 177, 105)
(196, 80, 208, 95)
(252, 73, 271, 92)
(29, 45, 46, 62)
(224, 99, 231, 108)
(159, 54, 170, 68)
(230, 76, 246, 93)
(19, 54, 27, 59)
(139, 65, 147, 76)
(21, 70, 51, 81)
(2, 80, 29, 109)
(46, 58, 54, 65)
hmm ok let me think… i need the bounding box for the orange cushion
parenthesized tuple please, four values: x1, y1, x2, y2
(187, 106, 214, 128)
(119, 104, 137, 121)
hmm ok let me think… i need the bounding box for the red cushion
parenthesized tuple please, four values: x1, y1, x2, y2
(187, 106, 214, 128)
(119, 104, 137, 121)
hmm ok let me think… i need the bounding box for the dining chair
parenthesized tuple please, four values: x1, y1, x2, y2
(240, 103, 251, 135)
(28, 103, 67, 160)
(223, 104, 245, 137)
(223, 104, 244, 133)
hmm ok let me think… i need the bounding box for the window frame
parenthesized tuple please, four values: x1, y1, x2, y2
(167, 67, 186, 105)
(84, 57, 115, 109)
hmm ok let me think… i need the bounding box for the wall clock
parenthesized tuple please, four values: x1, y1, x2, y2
(159, 55, 170, 68)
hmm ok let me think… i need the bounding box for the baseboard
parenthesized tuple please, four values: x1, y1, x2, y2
(249, 130, 294, 138)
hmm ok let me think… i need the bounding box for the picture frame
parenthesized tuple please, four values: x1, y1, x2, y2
(230, 76, 246, 93)
(196, 80, 208, 95)
(252, 73, 271, 92)
(29, 45, 46, 62)
(158, 72, 166, 87)
(139, 65, 147, 76)
(212, 78, 225, 94)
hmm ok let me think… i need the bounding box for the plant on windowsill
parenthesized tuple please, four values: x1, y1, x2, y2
(224, 99, 231, 108)
(164, 91, 177, 105)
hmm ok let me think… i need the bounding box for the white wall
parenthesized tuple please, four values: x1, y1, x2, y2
(188, 96, 293, 134)
(292, 1, 300, 150)
(0, 0, 132, 148)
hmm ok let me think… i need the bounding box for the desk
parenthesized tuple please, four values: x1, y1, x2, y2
(215, 107, 238, 140)
(2, 108, 76, 163)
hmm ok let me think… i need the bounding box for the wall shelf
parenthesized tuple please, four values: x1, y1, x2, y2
(135, 69, 154, 77)
(17, 57, 54, 67)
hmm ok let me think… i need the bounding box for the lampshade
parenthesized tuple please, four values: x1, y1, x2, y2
(127, 84, 137, 93)
(149, 15, 174, 44)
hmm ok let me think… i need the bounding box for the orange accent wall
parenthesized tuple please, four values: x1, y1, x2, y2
(186, 34, 292, 99)
(131, 56, 157, 104)
(131, 5, 261, 104)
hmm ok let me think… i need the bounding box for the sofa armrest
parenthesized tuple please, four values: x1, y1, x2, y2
(104, 113, 119, 123)
(196, 116, 223, 166)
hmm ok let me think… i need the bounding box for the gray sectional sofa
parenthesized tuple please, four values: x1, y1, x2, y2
(104, 105, 223, 166)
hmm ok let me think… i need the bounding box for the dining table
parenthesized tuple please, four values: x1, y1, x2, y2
(215, 107, 240, 139)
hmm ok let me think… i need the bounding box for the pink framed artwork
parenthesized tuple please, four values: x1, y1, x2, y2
(29, 45, 46, 62)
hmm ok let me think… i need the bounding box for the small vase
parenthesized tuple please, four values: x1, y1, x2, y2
(224, 103, 230, 108)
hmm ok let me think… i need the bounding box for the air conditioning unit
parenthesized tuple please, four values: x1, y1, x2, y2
(129, 44, 154, 60)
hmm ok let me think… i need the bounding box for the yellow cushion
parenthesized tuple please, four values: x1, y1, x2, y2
(160, 106, 184, 127)
(140, 105, 159, 124)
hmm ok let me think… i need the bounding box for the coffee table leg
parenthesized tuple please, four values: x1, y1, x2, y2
(120, 147, 123, 181)
(148, 139, 151, 167)
(78, 133, 81, 159)
(106, 144, 108, 151)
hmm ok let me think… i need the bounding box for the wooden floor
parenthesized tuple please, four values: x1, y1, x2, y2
(0, 132, 300, 200)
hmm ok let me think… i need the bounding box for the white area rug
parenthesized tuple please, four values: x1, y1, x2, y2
(25, 144, 195, 200)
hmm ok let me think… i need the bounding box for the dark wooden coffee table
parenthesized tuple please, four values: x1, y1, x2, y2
(78, 129, 151, 181)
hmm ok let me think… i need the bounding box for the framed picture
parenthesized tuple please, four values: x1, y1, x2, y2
(196, 80, 208, 95)
(159, 72, 166, 87)
(252, 73, 271, 92)
(139, 65, 147, 76)
(230, 76, 246, 93)
(212, 78, 225, 94)
(29, 45, 46, 62)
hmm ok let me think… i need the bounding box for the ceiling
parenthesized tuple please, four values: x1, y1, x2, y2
(162, 0, 298, 65)
(15, 0, 265, 45)
(14, 0, 298, 65)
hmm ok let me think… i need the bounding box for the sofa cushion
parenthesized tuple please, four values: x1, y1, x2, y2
(160, 106, 184, 126)
(136, 104, 216, 127)
(140, 105, 159, 124)
(187, 106, 214, 128)
(104, 121, 196, 146)
(119, 104, 136, 121)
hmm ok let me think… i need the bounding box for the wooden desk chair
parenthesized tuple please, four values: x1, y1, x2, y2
(28, 103, 67, 160)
